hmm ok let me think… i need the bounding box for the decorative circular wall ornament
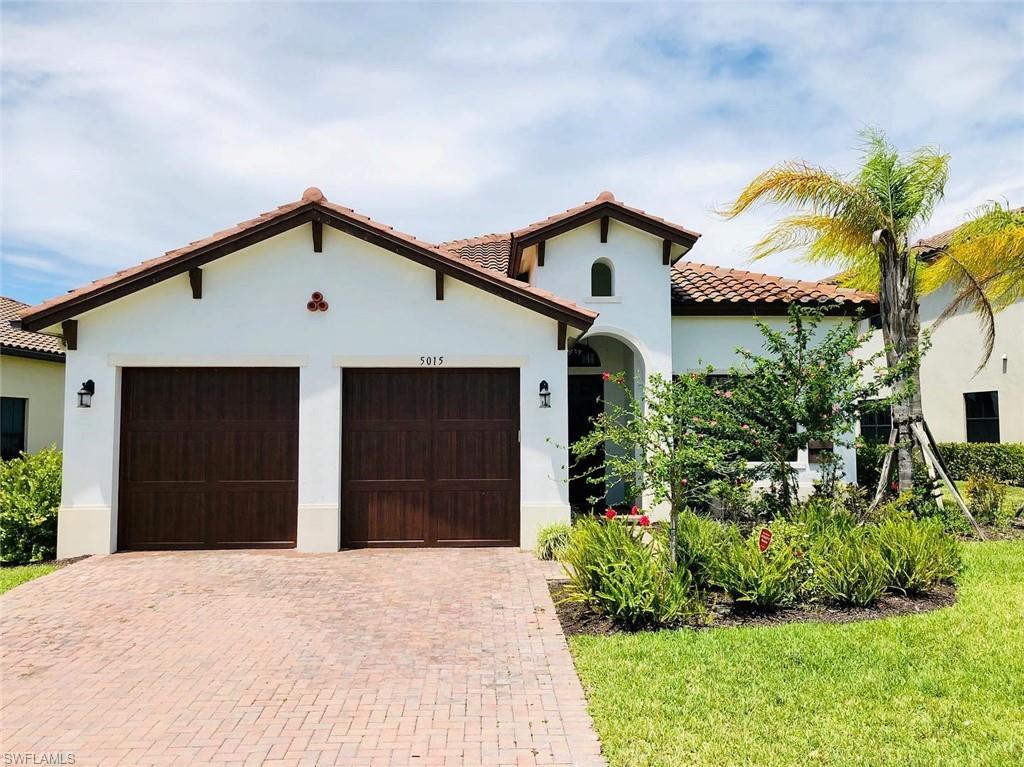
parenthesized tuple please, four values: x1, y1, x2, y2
(307, 291, 328, 312)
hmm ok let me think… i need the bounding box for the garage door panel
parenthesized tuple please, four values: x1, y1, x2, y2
(342, 369, 518, 547)
(211, 431, 299, 482)
(123, 430, 209, 483)
(345, 431, 430, 481)
(435, 370, 517, 421)
(433, 429, 517, 481)
(119, 491, 208, 549)
(119, 368, 298, 550)
(342, 490, 427, 546)
(209, 491, 297, 547)
(432, 490, 517, 546)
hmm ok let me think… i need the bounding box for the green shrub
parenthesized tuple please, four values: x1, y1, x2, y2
(873, 517, 962, 594)
(811, 527, 889, 607)
(535, 522, 572, 561)
(711, 528, 802, 609)
(0, 448, 62, 564)
(937, 442, 1024, 486)
(561, 517, 705, 629)
(669, 508, 729, 586)
(964, 473, 1008, 526)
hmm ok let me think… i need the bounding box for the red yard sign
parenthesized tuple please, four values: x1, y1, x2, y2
(758, 528, 773, 552)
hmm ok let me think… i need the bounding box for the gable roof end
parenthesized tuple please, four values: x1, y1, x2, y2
(506, 192, 701, 276)
(15, 188, 597, 333)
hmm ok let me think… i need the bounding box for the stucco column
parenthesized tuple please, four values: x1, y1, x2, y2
(56, 359, 120, 558)
(296, 361, 341, 551)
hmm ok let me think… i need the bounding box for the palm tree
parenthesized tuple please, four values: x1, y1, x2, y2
(920, 202, 1024, 366)
(718, 129, 1021, 494)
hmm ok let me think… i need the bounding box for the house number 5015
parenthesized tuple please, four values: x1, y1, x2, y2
(420, 356, 445, 366)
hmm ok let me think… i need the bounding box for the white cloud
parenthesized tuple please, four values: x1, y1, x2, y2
(2, 2, 1022, 302)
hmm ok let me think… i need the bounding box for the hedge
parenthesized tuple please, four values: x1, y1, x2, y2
(937, 442, 1024, 486)
(0, 447, 62, 563)
(857, 442, 1024, 489)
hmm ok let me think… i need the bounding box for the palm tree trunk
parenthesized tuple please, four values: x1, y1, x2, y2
(877, 236, 921, 494)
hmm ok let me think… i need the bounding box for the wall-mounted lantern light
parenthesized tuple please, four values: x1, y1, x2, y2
(539, 380, 551, 408)
(77, 379, 95, 408)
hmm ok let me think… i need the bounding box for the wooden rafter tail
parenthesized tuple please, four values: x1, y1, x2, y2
(911, 422, 986, 540)
(869, 428, 898, 510)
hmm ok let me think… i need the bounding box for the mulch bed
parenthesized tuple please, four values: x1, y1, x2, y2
(968, 518, 1024, 542)
(549, 579, 957, 637)
(0, 555, 90, 570)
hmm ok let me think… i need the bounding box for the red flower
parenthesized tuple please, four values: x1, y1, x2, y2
(601, 371, 611, 381)
(604, 508, 616, 519)
(630, 505, 639, 515)
(680, 478, 688, 486)
(890, 481, 898, 491)
(638, 515, 651, 527)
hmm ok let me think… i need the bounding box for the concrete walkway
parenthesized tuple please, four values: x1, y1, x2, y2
(1, 549, 604, 766)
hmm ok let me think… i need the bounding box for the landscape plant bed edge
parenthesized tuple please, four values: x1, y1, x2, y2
(548, 578, 957, 636)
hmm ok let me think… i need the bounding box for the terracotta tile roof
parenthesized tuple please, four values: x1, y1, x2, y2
(511, 191, 702, 243)
(911, 206, 1022, 260)
(439, 234, 512, 274)
(17, 188, 596, 332)
(1, 296, 65, 359)
(671, 261, 877, 310)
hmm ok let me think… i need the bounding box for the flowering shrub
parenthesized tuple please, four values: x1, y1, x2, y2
(561, 517, 706, 629)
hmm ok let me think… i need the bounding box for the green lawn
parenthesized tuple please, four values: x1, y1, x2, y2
(942, 480, 1024, 512)
(570, 540, 1024, 767)
(0, 563, 58, 595)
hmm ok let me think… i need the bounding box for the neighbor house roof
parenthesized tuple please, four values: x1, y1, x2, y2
(911, 206, 1023, 260)
(1, 297, 65, 361)
(15, 188, 598, 333)
(671, 262, 877, 315)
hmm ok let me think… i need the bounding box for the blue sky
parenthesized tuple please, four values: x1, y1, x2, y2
(3, 2, 1023, 305)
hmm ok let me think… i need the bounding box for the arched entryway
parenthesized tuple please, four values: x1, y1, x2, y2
(567, 332, 646, 516)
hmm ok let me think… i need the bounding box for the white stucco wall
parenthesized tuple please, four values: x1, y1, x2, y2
(52, 224, 573, 557)
(532, 220, 674, 380)
(858, 288, 1023, 443)
(0, 354, 65, 453)
(672, 313, 858, 485)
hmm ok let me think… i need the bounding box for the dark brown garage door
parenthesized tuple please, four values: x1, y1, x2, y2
(118, 368, 299, 550)
(342, 369, 519, 547)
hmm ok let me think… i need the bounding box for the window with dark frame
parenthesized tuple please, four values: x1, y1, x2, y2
(1, 397, 27, 461)
(964, 391, 1000, 443)
(859, 400, 892, 443)
(590, 260, 613, 297)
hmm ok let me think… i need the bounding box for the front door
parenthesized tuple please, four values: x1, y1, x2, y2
(568, 375, 605, 515)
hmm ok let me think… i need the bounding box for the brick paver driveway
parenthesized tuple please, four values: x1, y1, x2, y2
(1, 550, 604, 767)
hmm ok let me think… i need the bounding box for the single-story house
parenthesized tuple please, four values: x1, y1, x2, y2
(856, 218, 1023, 445)
(13, 188, 875, 557)
(1, 296, 66, 459)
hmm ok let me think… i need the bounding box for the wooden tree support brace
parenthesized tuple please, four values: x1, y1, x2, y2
(869, 428, 897, 510)
(189, 268, 203, 299)
(912, 421, 985, 539)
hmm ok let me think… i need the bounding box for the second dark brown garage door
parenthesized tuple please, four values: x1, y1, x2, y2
(118, 368, 299, 550)
(341, 369, 519, 547)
